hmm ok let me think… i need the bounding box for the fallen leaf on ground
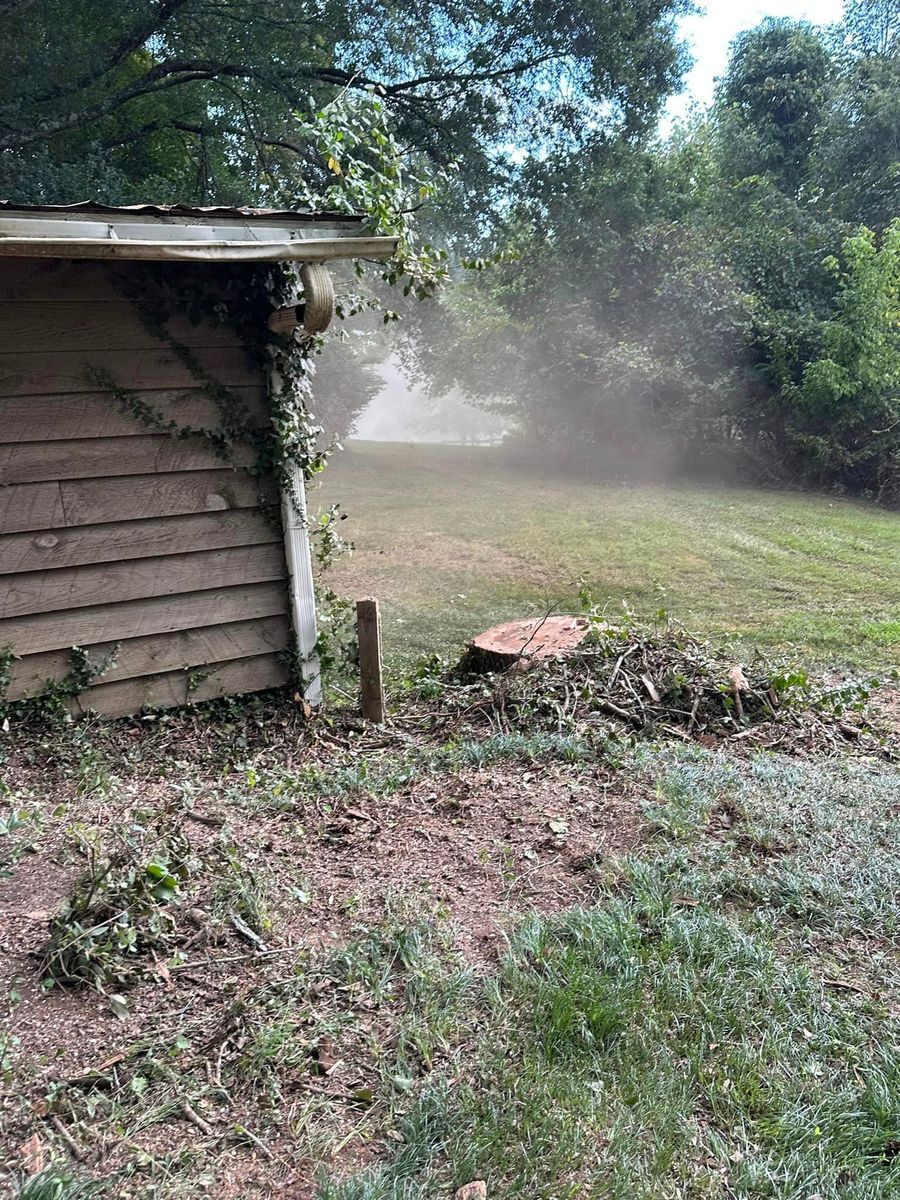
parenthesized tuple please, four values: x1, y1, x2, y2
(17, 1132, 44, 1175)
(312, 1036, 339, 1075)
(108, 994, 130, 1019)
(153, 957, 173, 989)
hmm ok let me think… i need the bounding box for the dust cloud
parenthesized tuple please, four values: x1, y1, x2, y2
(352, 355, 508, 445)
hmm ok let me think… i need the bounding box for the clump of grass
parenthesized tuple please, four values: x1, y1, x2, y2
(17, 1167, 98, 1199)
(210, 843, 276, 941)
(210, 899, 469, 1144)
(241, 731, 599, 813)
(642, 749, 900, 947)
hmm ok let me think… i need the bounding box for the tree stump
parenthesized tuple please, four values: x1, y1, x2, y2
(460, 615, 589, 674)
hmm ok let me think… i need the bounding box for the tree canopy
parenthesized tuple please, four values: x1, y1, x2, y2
(0, 0, 689, 211)
(3, 0, 897, 498)
(405, 1, 900, 500)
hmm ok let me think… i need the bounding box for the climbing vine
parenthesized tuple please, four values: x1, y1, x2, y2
(103, 260, 325, 499)
(0, 644, 119, 723)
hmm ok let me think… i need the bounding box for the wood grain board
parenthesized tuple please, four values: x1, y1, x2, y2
(0, 469, 272, 534)
(0, 387, 268, 443)
(0, 433, 256, 485)
(7, 615, 290, 699)
(0, 302, 248, 352)
(4, 543, 286, 619)
(0, 346, 259, 396)
(0, 509, 279, 575)
(0, 580, 289, 657)
(0, 259, 129, 301)
(0, 481, 64, 534)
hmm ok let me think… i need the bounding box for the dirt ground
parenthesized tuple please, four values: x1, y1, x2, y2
(1, 663, 896, 1198)
(0, 705, 648, 1198)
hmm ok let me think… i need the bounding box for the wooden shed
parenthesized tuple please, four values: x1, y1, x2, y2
(0, 202, 397, 717)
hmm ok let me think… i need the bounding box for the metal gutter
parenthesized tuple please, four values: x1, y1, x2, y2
(0, 200, 363, 224)
(0, 235, 399, 262)
(280, 462, 323, 707)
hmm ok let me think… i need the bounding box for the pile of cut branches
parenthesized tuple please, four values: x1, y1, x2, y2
(413, 623, 892, 759)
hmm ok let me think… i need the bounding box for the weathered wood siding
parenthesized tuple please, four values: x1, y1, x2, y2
(0, 259, 291, 716)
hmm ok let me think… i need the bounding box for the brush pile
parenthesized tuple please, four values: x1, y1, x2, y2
(423, 621, 893, 759)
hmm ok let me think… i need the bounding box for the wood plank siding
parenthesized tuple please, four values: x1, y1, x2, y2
(0, 260, 292, 716)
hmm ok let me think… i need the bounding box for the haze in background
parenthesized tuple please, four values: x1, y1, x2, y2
(352, 356, 509, 444)
(356, 2, 847, 446)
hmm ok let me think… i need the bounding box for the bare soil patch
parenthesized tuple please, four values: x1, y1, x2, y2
(1, 635, 894, 1197)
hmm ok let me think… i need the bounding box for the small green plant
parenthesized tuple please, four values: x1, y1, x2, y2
(0, 807, 39, 880)
(314, 583, 358, 686)
(813, 674, 881, 716)
(211, 844, 274, 940)
(404, 652, 452, 700)
(16, 1168, 98, 1199)
(41, 822, 193, 991)
(1, 1028, 21, 1080)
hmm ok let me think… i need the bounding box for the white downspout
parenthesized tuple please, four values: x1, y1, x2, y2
(267, 261, 338, 707)
(280, 464, 322, 705)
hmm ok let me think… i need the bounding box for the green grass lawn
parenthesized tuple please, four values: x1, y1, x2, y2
(315, 441, 900, 673)
(313, 746, 900, 1200)
(9, 722, 900, 1200)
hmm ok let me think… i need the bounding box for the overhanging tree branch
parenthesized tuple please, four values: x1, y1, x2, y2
(28, 0, 196, 106)
(0, 41, 568, 152)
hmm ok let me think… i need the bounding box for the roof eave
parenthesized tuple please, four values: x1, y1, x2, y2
(0, 235, 400, 263)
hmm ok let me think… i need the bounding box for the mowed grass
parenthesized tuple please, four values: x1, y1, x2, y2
(317, 747, 900, 1200)
(17, 737, 899, 1200)
(315, 442, 900, 671)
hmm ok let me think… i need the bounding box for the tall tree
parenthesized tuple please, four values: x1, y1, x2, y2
(816, 0, 900, 228)
(840, 0, 900, 58)
(0, 0, 690, 210)
(815, 54, 900, 228)
(714, 18, 833, 194)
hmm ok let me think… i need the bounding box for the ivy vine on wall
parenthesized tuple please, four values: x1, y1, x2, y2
(0, 260, 338, 722)
(97, 259, 345, 694)
(101, 259, 330, 499)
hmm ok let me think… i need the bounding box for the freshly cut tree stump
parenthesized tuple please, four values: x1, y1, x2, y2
(461, 615, 589, 674)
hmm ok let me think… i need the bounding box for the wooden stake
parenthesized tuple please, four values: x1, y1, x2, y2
(356, 597, 385, 724)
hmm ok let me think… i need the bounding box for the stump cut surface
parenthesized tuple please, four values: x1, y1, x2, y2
(470, 615, 589, 669)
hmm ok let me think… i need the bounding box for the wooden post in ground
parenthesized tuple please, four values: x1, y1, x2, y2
(356, 596, 385, 723)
